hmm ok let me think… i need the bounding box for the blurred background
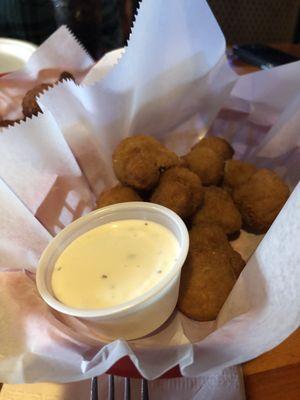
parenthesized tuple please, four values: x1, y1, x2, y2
(0, 0, 299, 60)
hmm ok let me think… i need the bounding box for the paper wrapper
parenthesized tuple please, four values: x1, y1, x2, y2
(0, 26, 93, 121)
(0, 0, 299, 389)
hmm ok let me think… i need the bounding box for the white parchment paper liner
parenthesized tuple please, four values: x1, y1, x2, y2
(0, 26, 93, 121)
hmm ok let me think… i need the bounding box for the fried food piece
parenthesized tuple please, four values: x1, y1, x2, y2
(0, 119, 18, 128)
(58, 71, 75, 82)
(150, 167, 203, 219)
(178, 249, 236, 321)
(113, 135, 181, 190)
(189, 222, 228, 251)
(224, 159, 257, 190)
(189, 222, 245, 277)
(97, 185, 142, 208)
(194, 136, 234, 160)
(233, 169, 290, 233)
(183, 146, 224, 186)
(22, 83, 52, 117)
(228, 249, 246, 278)
(192, 186, 242, 235)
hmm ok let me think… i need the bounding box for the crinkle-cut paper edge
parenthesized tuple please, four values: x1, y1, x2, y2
(0, 112, 44, 132)
(0, 75, 81, 133)
(80, 1, 143, 89)
(62, 25, 93, 63)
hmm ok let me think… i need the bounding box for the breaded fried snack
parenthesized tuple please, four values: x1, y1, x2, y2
(22, 83, 52, 117)
(150, 167, 203, 219)
(178, 249, 236, 321)
(223, 159, 257, 190)
(189, 222, 228, 251)
(189, 222, 245, 277)
(97, 185, 142, 208)
(233, 168, 290, 233)
(192, 186, 242, 235)
(228, 249, 246, 278)
(194, 136, 234, 160)
(183, 146, 224, 186)
(113, 135, 181, 190)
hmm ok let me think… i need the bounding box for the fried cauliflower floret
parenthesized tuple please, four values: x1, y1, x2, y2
(192, 186, 242, 235)
(178, 249, 236, 321)
(223, 159, 257, 190)
(22, 83, 52, 117)
(233, 169, 290, 233)
(189, 222, 245, 277)
(194, 136, 234, 160)
(112, 135, 181, 190)
(150, 167, 203, 219)
(96, 185, 142, 208)
(183, 146, 225, 186)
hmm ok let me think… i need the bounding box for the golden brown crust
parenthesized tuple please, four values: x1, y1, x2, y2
(228, 250, 246, 278)
(96, 185, 142, 208)
(112, 135, 181, 190)
(189, 222, 245, 278)
(22, 83, 53, 117)
(233, 169, 290, 233)
(192, 186, 242, 235)
(150, 167, 203, 219)
(223, 159, 257, 189)
(189, 222, 228, 251)
(178, 249, 236, 321)
(184, 146, 225, 186)
(193, 136, 234, 160)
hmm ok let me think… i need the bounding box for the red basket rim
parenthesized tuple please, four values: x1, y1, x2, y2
(107, 356, 182, 379)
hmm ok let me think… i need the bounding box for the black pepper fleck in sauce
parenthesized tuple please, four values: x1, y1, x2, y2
(157, 270, 162, 274)
(127, 253, 137, 259)
(57, 266, 62, 271)
(101, 274, 108, 279)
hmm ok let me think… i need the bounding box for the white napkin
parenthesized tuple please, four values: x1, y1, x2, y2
(0, 368, 245, 400)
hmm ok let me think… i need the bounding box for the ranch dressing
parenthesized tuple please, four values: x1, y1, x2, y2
(51, 219, 180, 309)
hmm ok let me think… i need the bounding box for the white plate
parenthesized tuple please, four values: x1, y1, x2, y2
(0, 37, 37, 74)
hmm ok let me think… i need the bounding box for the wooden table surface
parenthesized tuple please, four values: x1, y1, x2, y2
(230, 43, 300, 400)
(228, 43, 300, 75)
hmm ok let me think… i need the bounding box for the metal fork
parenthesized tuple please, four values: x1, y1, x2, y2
(90, 376, 149, 400)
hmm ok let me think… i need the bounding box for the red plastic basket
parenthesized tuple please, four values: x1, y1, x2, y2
(107, 356, 182, 379)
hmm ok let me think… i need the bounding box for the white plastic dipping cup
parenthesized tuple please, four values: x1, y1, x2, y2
(36, 202, 189, 340)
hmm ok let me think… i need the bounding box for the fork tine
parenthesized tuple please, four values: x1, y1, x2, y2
(124, 377, 131, 400)
(108, 375, 115, 400)
(141, 379, 149, 400)
(90, 377, 98, 400)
